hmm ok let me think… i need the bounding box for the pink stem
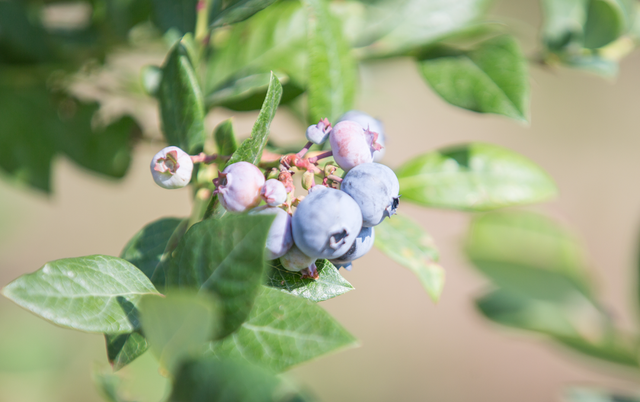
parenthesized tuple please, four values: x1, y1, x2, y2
(296, 141, 314, 159)
(307, 150, 333, 164)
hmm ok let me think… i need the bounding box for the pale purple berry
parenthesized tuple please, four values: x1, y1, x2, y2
(280, 244, 316, 273)
(292, 187, 362, 259)
(261, 179, 287, 206)
(215, 161, 265, 212)
(340, 163, 399, 227)
(329, 121, 382, 171)
(330, 227, 375, 267)
(150, 146, 194, 189)
(305, 118, 332, 145)
(250, 206, 293, 260)
(338, 111, 386, 161)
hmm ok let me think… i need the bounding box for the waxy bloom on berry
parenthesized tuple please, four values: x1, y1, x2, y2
(215, 161, 265, 212)
(150, 146, 194, 189)
(329, 120, 383, 171)
(338, 110, 386, 161)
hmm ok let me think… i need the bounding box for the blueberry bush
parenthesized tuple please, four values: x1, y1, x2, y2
(2, 0, 640, 400)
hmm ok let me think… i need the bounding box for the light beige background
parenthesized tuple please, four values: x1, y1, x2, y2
(2, 1, 640, 401)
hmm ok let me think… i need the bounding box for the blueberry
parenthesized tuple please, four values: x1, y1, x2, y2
(150, 146, 194, 189)
(330, 226, 374, 267)
(340, 163, 399, 227)
(261, 179, 287, 206)
(280, 244, 316, 272)
(292, 187, 363, 259)
(337, 111, 386, 161)
(329, 121, 382, 171)
(216, 161, 265, 212)
(250, 206, 293, 260)
(306, 118, 332, 145)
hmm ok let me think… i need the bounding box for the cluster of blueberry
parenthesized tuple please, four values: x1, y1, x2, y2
(150, 111, 399, 278)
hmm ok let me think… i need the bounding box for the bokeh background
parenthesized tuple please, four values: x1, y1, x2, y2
(3, 1, 640, 401)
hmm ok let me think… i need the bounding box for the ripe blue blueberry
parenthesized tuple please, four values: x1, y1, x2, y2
(340, 162, 399, 227)
(338, 111, 385, 161)
(292, 187, 363, 259)
(330, 226, 375, 268)
(250, 206, 293, 260)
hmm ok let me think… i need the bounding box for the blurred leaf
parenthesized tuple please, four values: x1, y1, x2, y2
(93, 369, 132, 402)
(214, 119, 238, 164)
(141, 65, 162, 97)
(226, 72, 282, 166)
(465, 211, 591, 289)
(477, 289, 638, 368)
(396, 143, 557, 211)
(0, 85, 56, 191)
(54, 102, 139, 179)
(211, 0, 279, 27)
(266, 259, 354, 302)
(564, 387, 640, 402)
(140, 292, 219, 374)
(151, 0, 198, 34)
(121, 217, 185, 280)
(583, 0, 630, 49)
(207, 286, 358, 372)
(204, 1, 306, 96)
(374, 215, 444, 302)
(2, 255, 159, 333)
(541, 0, 589, 51)
(105, 331, 149, 371)
(0, 1, 53, 64)
(304, 0, 357, 123)
(418, 35, 529, 122)
(359, 0, 492, 58)
(169, 356, 307, 402)
(158, 41, 206, 154)
(166, 214, 274, 339)
(206, 72, 304, 111)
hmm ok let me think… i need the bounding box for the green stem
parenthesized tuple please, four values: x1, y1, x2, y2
(195, 0, 212, 43)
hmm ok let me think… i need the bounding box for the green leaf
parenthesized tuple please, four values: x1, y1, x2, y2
(583, 0, 631, 49)
(564, 387, 640, 402)
(210, 0, 279, 28)
(206, 72, 304, 111)
(0, 1, 53, 64)
(158, 41, 206, 154)
(93, 369, 131, 402)
(359, 0, 492, 58)
(121, 217, 185, 280)
(396, 143, 557, 211)
(166, 214, 275, 338)
(374, 216, 444, 302)
(140, 292, 219, 374)
(304, 0, 357, 123)
(150, 218, 190, 291)
(465, 211, 592, 290)
(105, 332, 149, 371)
(151, 0, 198, 34)
(266, 259, 354, 302)
(226, 72, 282, 166)
(2, 255, 159, 333)
(206, 286, 358, 372)
(204, 1, 306, 96)
(477, 289, 638, 368)
(417, 35, 530, 122)
(214, 119, 239, 160)
(169, 356, 308, 402)
(541, 0, 589, 51)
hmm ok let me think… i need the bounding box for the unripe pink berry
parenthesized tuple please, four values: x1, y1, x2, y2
(261, 179, 287, 206)
(150, 146, 194, 189)
(329, 121, 382, 171)
(215, 161, 265, 212)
